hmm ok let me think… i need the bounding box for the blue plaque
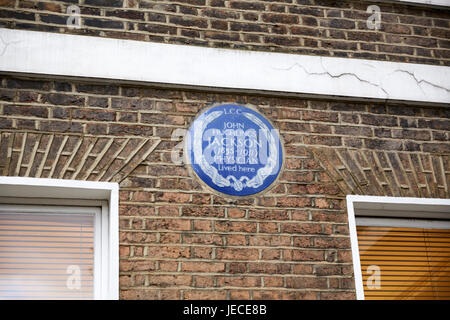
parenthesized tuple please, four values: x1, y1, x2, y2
(185, 104, 283, 197)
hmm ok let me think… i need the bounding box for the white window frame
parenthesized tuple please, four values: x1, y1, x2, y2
(0, 177, 119, 300)
(346, 195, 450, 300)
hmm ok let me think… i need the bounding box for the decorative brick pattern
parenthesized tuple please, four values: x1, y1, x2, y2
(0, 131, 160, 182)
(1, 75, 448, 300)
(312, 147, 449, 198)
(0, 0, 449, 66)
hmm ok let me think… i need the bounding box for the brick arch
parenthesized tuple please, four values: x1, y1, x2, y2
(0, 131, 160, 183)
(311, 146, 449, 198)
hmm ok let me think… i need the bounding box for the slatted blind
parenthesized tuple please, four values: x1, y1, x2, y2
(0, 213, 94, 300)
(357, 226, 450, 300)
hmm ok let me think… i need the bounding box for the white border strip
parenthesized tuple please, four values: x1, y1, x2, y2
(346, 195, 450, 300)
(391, 0, 450, 7)
(0, 28, 449, 105)
(356, 217, 450, 229)
(369, 0, 450, 7)
(346, 197, 365, 300)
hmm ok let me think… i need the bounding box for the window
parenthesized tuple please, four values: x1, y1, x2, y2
(347, 196, 450, 300)
(0, 204, 99, 299)
(0, 177, 119, 300)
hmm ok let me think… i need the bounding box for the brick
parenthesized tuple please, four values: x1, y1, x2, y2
(120, 260, 155, 272)
(361, 114, 398, 127)
(182, 206, 225, 217)
(216, 248, 259, 260)
(422, 143, 450, 153)
(183, 233, 223, 245)
(155, 192, 190, 203)
(18, 91, 39, 103)
(334, 125, 372, 137)
(76, 84, 119, 95)
(85, 0, 123, 7)
(86, 123, 107, 134)
(284, 249, 325, 261)
(182, 261, 225, 273)
(227, 207, 245, 219)
(262, 13, 299, 24)
(286, 277, 327, 289)
(6, 78, 50, 90)
(105, 10, 145, 20)
(365, 139, 403, 151)
(217, 276, 260, 287)
(418, 119, 449, 131)
(141, 113, 184, 125)
(72, 109, 116, 121)
(84, 18, 124, 29)
(145, 218, 191, 231)
(169, 16, 207, 28)
(147, 275, 191, 287)
(39, 120, 83, 133)
(0, 10, 35, 21)
(39, 14, 67, 25)
(42, 93, 85, 106)
(184, 290, 227, 300)
(281, 223, 323, 234)
(276, 197, 311, 208)
(146, 246, 190, 259)
(314, 236, 350, 249)
(88, 97, 109, 108)
(194, 276, 215, 288)
(229, 290, 251, 299)
(230, 1, 265, 11)
(226, 234, 246, 246)
(109, 123, 153, 136)
(215, 221, 257, 233)
(120, 289, 158, 300)
(392, 129, 431, 141)
(3, 105, 48, 118)
(0, 0, 15, 7)
(0, 89, 15, 102)
(326, 19, 355, 29)
(304, 135, 342, 146)
(248, 209, 289, 220)
(204, 31, 240, 41)
(16, 119, 35, 130)
(52, 107, 70, 119)
(201, 8, 239, 20)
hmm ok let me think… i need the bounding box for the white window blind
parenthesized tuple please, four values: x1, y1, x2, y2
(0, 205, 100, 300)
(356, 220, 450, 300)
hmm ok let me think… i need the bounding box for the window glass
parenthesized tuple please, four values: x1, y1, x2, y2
(358, 226, 450, 300)
(0, 213, 94, 299)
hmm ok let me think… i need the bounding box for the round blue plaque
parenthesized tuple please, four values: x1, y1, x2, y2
(185, 104, 283, 197)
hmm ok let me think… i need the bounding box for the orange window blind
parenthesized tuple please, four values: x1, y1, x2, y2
(357, 226, 450, 300)
(0, 213, 94, 300)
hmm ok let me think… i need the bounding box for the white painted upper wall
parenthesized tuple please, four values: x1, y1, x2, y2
(394, 0, 450, 7)
(0, 28, 449, 105)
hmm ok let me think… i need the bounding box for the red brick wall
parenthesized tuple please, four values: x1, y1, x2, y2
(0, 0, 449, 65)
(1, 75, 449, 299)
